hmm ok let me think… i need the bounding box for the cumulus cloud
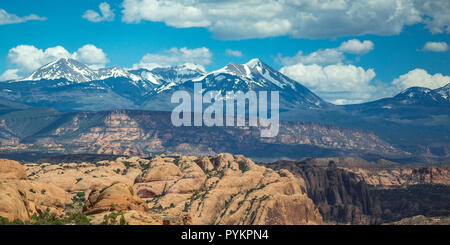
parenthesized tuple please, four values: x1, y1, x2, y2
(132, 47, 212, 70)
(277, 39, 381, 103)
(0, 69, 21, 81)
(278, 39, 373, 67)
(121, 0, 209, 27)
(83, 2, 115, 22)
(338, 39, 374, 54)
(120, 0, 449, 40)
(415, 0, 450, 34)
(0, 9, 46, 25)
(226, 49, 243, 57)
(280, 61, 450, 104)
(73, 45, 109, 69)
(1, 44, 109, 80)
(280, 63, 377, 104)
(279, 49, 345, 66)
(422, 41, 448, 52)
(392, 69, 450, 91)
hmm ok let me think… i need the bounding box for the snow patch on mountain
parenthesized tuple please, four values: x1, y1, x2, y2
(21, 58, 99, 83)
(208, 58, 297, 90)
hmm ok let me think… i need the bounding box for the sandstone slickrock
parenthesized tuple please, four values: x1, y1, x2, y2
(82, 181, 189, 225)
(0, 159, 27, 180)
(0, 182, 30, 221)
(134, 153, 323, 225)
(0, 158, 70, 221)
(2, 154, 447, 225)
(24, 157, 145, 192)
(83, 182, 149, 215)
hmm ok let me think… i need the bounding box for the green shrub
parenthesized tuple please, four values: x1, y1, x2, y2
(101, 211, 128, 225)
(238, 161, 249, 173)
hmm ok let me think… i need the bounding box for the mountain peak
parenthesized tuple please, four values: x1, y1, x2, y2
(146, 64, 206, 85)
(209, 59, 300, 90)
(245, 58, 263, 68)
(433, 83, 450, 102)
(399, 86, 431, 94)
(174, 63, 206, 74)
(438, 83, 450, 91)
(391, 84, 450, 104)
(58, 57, 76, 62)
(40, 58, 82, 68)
(187, 58, 329, 109)
(97, 66, 142, 82)
(21, 58, 97, 83)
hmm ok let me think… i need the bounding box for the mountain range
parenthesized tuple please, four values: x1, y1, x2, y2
(0, 58, 332, 111)
(0, 58, 449, 161)
(2, 57, 448, 113)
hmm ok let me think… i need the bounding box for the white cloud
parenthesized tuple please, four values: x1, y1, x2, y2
(119, 0, 449, 40)
(132, 47, 212, 70)
(338, 39, 374, 54)
(278, 39, 373, 66)
(414, 0, 450, 34)
(280, 62, 450, 104)
(73, 45, 109, 69)
(121, 0, 209, 27)
(280, 63, 377, 104)
(2, 44, 109, 79)
(422, 41, 448, 52)
(83, 2, 115, 22)
(277, 39, 381, 103)
(279, 49, 345, 66)
(0, 69, 20, 81)
(392, 69, 450, 91)
(226, 49, 243, 57)
(0, 9, 46, 25)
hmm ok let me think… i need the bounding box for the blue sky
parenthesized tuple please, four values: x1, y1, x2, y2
(0, 0, 449, 104)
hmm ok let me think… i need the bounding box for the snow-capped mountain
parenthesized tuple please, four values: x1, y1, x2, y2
(21, 58, 99, 83)
(150, 64, 205, 84)
(129, 64, 205, 86)
(128, 68, 163, 85)
(343, 83, 450, 121)
(435, 83, 450, 102)
(203, 58, 297, 89)
(157, 58, 331, 110)
(18, 58, 208, 88)
(96, 66, 142, 82)
(4, 58, 335, 111)
(389, 84, 450, 105)
(19, 58, 144, 84)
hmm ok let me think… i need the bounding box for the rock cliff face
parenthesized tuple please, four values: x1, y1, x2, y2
(386, 215, 450, 225)
(134, 153, 322, 225)
(289, 157, 450, 223)
(372, 184, 450, 222)
(266, 160, 381, 224)
(0, 110, 404, 159)
(344, 166, 450, 188)
(298, 157, 450, 188)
